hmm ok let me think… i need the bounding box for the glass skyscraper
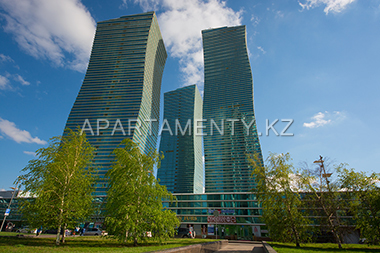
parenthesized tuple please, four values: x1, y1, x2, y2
(64, 12, 167, 195)
(157, 85, 204, 193)
(202, 25, 263, 193)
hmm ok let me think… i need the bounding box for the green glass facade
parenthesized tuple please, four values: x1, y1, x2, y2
(163, 192, 266, 239)
(202, 26, 263, 193)
(157, 85, 204, 193)
(0, 191, 22, 229)
(3, 191, 357, 241)
(64, 12, 167, 196)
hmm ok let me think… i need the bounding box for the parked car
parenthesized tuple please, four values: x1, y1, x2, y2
(82, 228, 108, 236)
(175, 227, 193, 238)
(16, 227, 37, 234)
(4, 222, 15, 232)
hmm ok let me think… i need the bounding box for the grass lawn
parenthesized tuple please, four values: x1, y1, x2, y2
(269, 242, 380, 253)
(0, 232, 219, 253)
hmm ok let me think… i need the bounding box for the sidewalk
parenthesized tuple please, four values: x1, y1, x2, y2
(215, 241, 266, 253)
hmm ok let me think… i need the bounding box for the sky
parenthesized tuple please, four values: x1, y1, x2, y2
(0, 0, 379, 190)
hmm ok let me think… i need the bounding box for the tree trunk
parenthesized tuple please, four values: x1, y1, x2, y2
(328, 214, 342, 249)
(56, 201, 64, 245)
(287, 203, 301, 248)
(61, 224, 67, 244)
(292, 226, 300, 247)
(55, 224, 61, 246)
(56, 191, 65, 246)
(124, 230, 128, 243)
(332, 228, 342, 249)
(134, 236, 138, 246)
(317, 193, 342, 249)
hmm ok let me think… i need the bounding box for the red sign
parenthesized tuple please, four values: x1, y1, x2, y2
(207, 215, 236, 224)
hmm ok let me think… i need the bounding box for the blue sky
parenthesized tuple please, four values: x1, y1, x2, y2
(0, 0, 379, 190)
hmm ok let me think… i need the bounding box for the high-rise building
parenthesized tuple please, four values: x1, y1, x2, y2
(202, 25, 263, 193)
(64, 12, 167, 195)
(157, 85, 204, 193)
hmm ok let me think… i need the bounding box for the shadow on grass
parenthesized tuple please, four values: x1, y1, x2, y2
(0, 234, 212, 250)
(270, 242, 380, 253)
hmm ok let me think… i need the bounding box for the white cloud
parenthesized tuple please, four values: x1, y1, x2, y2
(257, 46, 266, 54)
(299, 0, 356, 14)
(0, 54, 14, 63)
(0, 0, 96, 72)
(23, 151, 37, 156)
(0, 117, 47, 144)
(276, 10, 284, 18)
(0, 75, 11, 90)
(133, 0, 161, 12)
(120, 0, 128, 8)
(133, 0, 242, 86)
(14, 74, 30, 86)
(0, 73, 31, 90)
(303, 111, 345, 128)
(250, 14, 260, 26)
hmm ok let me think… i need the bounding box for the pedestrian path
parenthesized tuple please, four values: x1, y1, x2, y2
(215, 242, 266, 253)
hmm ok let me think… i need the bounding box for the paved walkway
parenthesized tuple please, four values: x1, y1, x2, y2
(215, 242, 266, 253)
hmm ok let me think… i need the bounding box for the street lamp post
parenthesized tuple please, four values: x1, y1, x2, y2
(313, 155, 332, 187)
(213, 210, 219, 239)
(0, 183, 20, 232)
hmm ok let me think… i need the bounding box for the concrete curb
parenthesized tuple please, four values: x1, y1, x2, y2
(151, 239, 228, 253)
(262, 241, 277, 253)
(228, 240, 261, 244)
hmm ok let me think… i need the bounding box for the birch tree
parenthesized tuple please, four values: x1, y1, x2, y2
(301, 156, 348, 248)
(18, 128, 96, 245)
(105, 138, 179, 246)
(338, 168, 380, 244)
(251, 153, 311, 247)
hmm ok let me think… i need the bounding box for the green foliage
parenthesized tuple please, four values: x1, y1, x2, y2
(253, 152, 380, 246)
(105, 139, 179, 246)
(18, 128, 97, 245)
(338, 168, 380, 244)
(251, 152, 312, 247)
(300, 160, 355, 248)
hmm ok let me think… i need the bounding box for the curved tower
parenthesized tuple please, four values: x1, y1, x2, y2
(64, 12, 167, 196)
(202, 25, 263, 193)
(157, 85, 204, 193)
